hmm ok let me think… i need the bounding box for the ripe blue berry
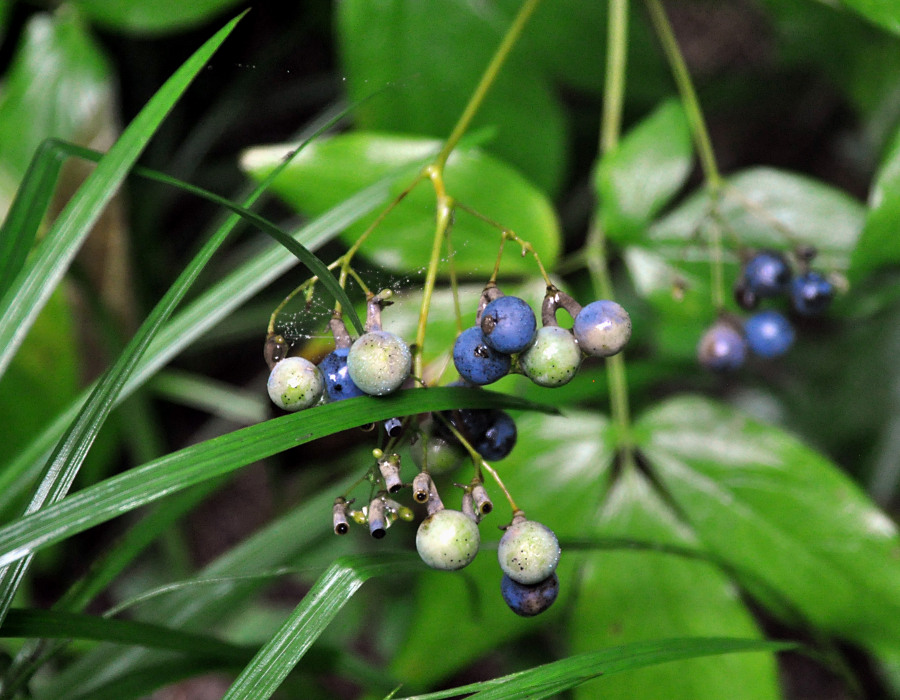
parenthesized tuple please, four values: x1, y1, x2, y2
(501, 572, 559, 617)
(519, 326, 581, 387)
(319, 348, 366, 401)
(473, 410, 517, 461)
(790, 271, 834, 316)
(453, 326, 511, 385)
(480, 296, 536, 354)
(267, 357, 325, 411)
(744, 310, 795, 358)
(416, 509, 481, 571)
(698, 322, 746, 371)
(498, 517, 561, 585)
(572, 300, 632, 357)
(743, 251, 792, 297)
(347, 331, 412, 396)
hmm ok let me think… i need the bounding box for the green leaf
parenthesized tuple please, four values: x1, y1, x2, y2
(570, 469, 779, 700)
(335, 0, 566, 194)
(636, 394, 900, 652)
(829, 0, 900, 36)
(596, 100, 693, 244)
(851, 123, 900, 277)
(241, 132, 560, 276)
(71, 0, 246, 35)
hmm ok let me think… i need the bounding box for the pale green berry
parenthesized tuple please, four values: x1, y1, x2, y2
(416, 509, 480, 571)
(267, 357, 324, 411)
(347, 331, 412, 396)
(518, 326, 581, 388)
(498, 518, 560, 585)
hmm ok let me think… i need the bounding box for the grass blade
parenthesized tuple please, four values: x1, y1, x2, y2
(224, 552, 418, 700)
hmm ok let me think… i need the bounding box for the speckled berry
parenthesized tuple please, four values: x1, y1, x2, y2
(453, 326, 511, 386)
(346, 331, 412, 396)
(319, 348, 366, 401)
(743, 250, 792, 297)
(473, 410, 517, 461)
(267, 357, 325, 411)
(498, 518, 560, 585)
(480, 296, 537, 354)
(501, 572, 559, 617)
(416, 509, 481, 571)
(519, 326, 581, 387)
(697, 322, 746, 371)
(572, 300, 632, 357)
(790, 271, 834, 316)
(744, 310, 795, 358)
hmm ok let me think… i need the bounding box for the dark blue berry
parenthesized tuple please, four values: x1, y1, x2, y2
(453, 326, 511, 385)
(319, 348, 366, 401)
(743, 251, 792, 297)
(733, 277, 760, 311)
(473, 410, 517, 461)
(697, 322, 746, 371)
(500, 572, 559, 617)
(790, 271, 834, 316)
(744, 310, 795, 358)
(480, 296, 536, 354)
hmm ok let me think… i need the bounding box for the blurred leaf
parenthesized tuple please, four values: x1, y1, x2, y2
(241, 132, 560, 276)
(597, 100, 693, 244)
(570, 469, 779, 700)
(335, 0, 566, 194)
(72, 0, 246, 35)
(824, 0, 900, 37)
(637, 394, 900, 652)
(851, 123, 900, 277)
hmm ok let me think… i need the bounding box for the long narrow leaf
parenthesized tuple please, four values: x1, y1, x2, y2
(0, 389, 552, 570)
(224, 552, 419, 700)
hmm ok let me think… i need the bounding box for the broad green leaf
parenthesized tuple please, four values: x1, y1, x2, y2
(851, 123, 900, 277)
(570, 469, 778, 700)
(72, 0, 245, 34)
(596, 100, 693, 243)
(637, 394, 900, 652)
(826, 0, 900, 36)
(335, 0, 566, 194)
(241, 132, 561, 276)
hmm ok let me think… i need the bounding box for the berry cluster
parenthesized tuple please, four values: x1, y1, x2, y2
(453, 284, 632, 388)
(698, 247, 835, 371)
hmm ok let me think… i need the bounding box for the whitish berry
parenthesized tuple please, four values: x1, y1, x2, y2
(410, 421, 466, 475)
(697, 322, 746, 371)
(480, 296, 537, 354)
(347, 331, 412, 396)
(498, 517, 560, 585)
(501, 572, 559, 617)
(267, 357, 324, 411)
(416, 509, 481, 571)
(519, 326, 581, 387)
(573, 300, 631, 357)
(453, 326, 511, 385)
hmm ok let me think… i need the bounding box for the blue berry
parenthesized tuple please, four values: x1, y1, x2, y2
(480, 296, 536, 354)
(744, 310, 795, 358)
(453, 326, 511, 385)
(347, 331, 412, 396)
(697, 322, 746, 371)
(473, 410, 517, 461)
(319, 348, 366, 401)
(791, 271, 834, 316)
(519, 326, 581, 387)
(743, 251, 792, 298)
(501, 572, 559, 617)
(733, 277, 760, 311)
(572, 300, 631, 357)
(267, 357, 325, 411)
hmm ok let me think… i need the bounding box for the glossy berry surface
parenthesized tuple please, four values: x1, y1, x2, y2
(791, 271, 834, 316)
(743, 250, 792, 297)
(416, 509, 480, 571)
(267, 357, 324, 411)
(501, 573, 559, 617)
(319, 348, 366, 401)
(697, 322, 746, 371)
(347, 331, 412, 396)
(519, 326, 581, 387)
(473, 410, 517, 461)
(744, 310, 795, 358)
(453, 326, 511, 385)
(572, 300, 632, 357)
(498, 518, 561, 585)
(480, 296, 537, 354)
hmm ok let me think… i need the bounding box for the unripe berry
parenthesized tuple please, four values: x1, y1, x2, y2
(347, 331, 412, 396)
(697, 322, 745, 371)
(267, 357, 324, 411)
(410, 422, 466, 475)
(480, 296, 537, 354)
(572, 300, 631, 357)
(453, 326, 511, 386)
(518, 326, 581, 387)
(497, 517, 560, 585)
(501, 572, 559, 617)
(416, 509, 481, 571)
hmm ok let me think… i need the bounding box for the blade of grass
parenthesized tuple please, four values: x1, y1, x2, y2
(224, 552, 418, 700)
(149, 370, 268, 425)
